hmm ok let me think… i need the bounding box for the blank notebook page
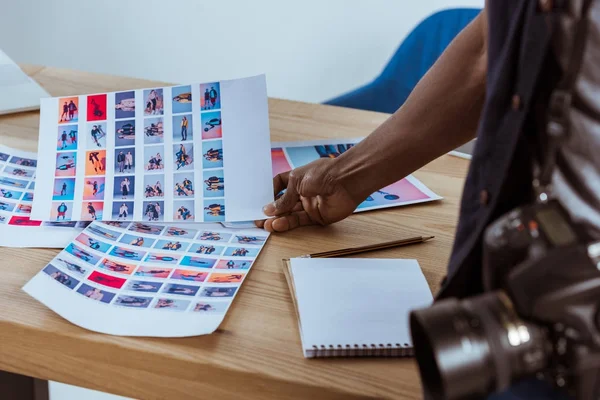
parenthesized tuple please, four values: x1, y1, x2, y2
(290, 258, 433, 356)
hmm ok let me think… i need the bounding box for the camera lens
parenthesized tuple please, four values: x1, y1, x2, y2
(409, 291, 549, 400)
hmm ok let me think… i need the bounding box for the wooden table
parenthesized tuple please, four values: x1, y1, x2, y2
(0, 66, 469, 400)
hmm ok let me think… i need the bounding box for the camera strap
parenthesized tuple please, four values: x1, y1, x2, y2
(535, 0, 595, 202)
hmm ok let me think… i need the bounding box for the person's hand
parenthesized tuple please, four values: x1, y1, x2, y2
(256, 158, 362, 232)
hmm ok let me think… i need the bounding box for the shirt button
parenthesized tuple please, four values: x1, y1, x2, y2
(539, 0, 553, 12)
(511, 94, 521, 110)
(480, 189, 490, 205)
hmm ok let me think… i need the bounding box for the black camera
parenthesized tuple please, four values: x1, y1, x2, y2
(410, 199, 600, 400)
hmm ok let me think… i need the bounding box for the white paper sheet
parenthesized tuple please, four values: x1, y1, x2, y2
(0, 145, 86, 247)
(23, 221, 270, 337)
(271, 139, 442, 212)
(31, 76, 273, 223)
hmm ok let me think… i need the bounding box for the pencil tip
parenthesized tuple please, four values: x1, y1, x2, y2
(424, 236, 435, 241)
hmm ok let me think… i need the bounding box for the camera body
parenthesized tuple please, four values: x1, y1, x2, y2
(410, 199, 600, 400)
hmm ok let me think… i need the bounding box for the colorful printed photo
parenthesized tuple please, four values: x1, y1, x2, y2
(114, 295, 151, 308)
(51, 201, 73, 221)
(115, 91, 135, 119)
(201, 111, 222, 140)
(208, 273, 245, 283)
(15, 203, 32, 213)
(0, 187, 23, 200)
(124, 280, 163, 293)
(109, 245, 146, 261)
(144, 146, 164, 172)
(179, 256, 217, 269)
(119, 233, 155, 248)
(87, 122, 107, 149)
(174, 143, 193, 171)
(0, 213, 8, 224)
(43, 264, 79, 289)
(58, 97, 79, 123)
(284, 144, 355, 167)
(83, 177, 106, 200)
(85, 150, 106, 176)
(28, 181, 35, 190)
(234, 235, 267, 245)
(143, 200, 164, 222)
(128, 222, 164, 235)
(114, 147, 135, 174)
(56, 125, 78, 151)
(200, 82, 220, 110)
(88, 271, 126, 289)
(81, 201, 104, 221)
(173, 114, 193, 142)
(202, 140, 223, 169)
(75, 232, 111, 253)
(0, 176, 28, 188)
(143, 88, 164, 116)
(0, 152, 9, 162)
(55, 152, 77, 177)
(154, 239, 189, 252)
(144, 175, 164, 198)
(43, 221, 78, 228)
(203, 169, 224, 197)
(65, 242, 102, 265)
(224, 247, 260, 257)
(98, 258, 136, 275)
(115, 120, 136, 146)
(165, 226, 197, 239)
(198, 231, 231, 242)
(9, 156, 36, 168)
(4, 165, 35, 178)
(204, 200, 225, 222)
(87, 94, 107, 122)
(189, 243, 224, 256)
(54, 256, 88, 276)
(171, 269, 208, 282)
(113, 176, 134, 200)
(134, 266, 172, 278)
(356, 178, 431, 209)
(8, 216, 41, 226)
(87, 224, 120, 240)
(154, 298, 190, 311)
(77, 284, 115, 303)
(0, 200, 16, 212)
(23, 191, 34, 201)
(173, 174, 194, 197)
(162, 283, 199, 296)
(193, 301, 229, 313)
(174, 200, 194, 221)
(215, 259, 252, 270)
(199, 286, 237, 298)
(172, 85, 192, 114)
(144, 252, 180, 265)
(112, 201, 133, 221)
(99, 221, 125, 229)
(271, 148, 292, 177)
(144, 117, 164, 144)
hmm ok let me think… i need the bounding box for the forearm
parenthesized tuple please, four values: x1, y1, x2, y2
(333, 8, 488, 202)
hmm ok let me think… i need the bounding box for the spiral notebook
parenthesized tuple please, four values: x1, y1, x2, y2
(283, 258, 433, 358)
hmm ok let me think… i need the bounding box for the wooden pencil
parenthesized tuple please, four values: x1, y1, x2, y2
(302, 236, 435, 258)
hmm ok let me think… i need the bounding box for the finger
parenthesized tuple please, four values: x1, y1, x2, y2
(273, 171, 290, 198)
(265, 172, 299, 216)
(254, 219, 266, 229)
(264, 211, 316, 232)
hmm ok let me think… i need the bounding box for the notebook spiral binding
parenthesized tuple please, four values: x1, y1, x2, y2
(306, 343, 414, 358)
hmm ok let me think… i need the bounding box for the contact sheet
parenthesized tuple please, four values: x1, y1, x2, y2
(23, 221, 270, 336)
(32, 76, 273, 223)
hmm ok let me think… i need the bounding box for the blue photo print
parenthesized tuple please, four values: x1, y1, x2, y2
(200, 82, 221, 110)
(65, 243, 102, 265)
(189, 243, 224, 256)
(0, 187, 23, 200)
(22, 192, 34, 202)
(203, 169, 224, 198)
(54, 256, 88, 276)
(119, 233, 155, 248)
(77, 283, 116, 303)
(144, 252, 180, 265)
(154, 239, 190, 252)
(198, 231, 231, 242)
(53, 178, 75, 201)
(203, 199, 225, 222)
(0, 176, 28, 189)
(0, 201, 15, 212)
(4, 165, 35, 178)
(43, 264, 80, 289)
(173, 114, 193, 142)
(74, 232, 112, 253)
(114, 295, 152, 308)
(199, 286, 237, 298)
(202, 140, 223, 169)
(165, 226, 197, 239)
(109, 245, 146, 261)
(56, 125, 79, 151)
(172, 85, 192, 114)
(87, 224, 121, 241)
(115, 119, 136, 147)
(162, 283, 199, 297)
(124, 280, 163, 293)
(128, 222, 164, 235)
(224, 247, 260, 257)
(115, 91, 135, 119)
(155, 298, 190, 311)
(0, 152, 8, 162)
(180, 256, 217, 269)
(233, 235, 267, 245)
(9, 155, 37, 168)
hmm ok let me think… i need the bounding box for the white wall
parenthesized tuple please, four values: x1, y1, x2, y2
(0, 0, 483, 103)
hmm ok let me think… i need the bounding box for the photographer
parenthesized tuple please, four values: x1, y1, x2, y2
(258, 1, 599, 399)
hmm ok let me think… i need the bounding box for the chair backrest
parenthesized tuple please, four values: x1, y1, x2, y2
(325, 8, 480, 113)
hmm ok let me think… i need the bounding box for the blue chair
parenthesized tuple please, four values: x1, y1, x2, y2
(325, 8, 481, 113)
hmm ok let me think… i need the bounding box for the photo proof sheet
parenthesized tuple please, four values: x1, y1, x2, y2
(271, 139, 442, 212)
(23, 221, 270, 337)
(0, 145, 86, 247)
(32, 76, 273, 224)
